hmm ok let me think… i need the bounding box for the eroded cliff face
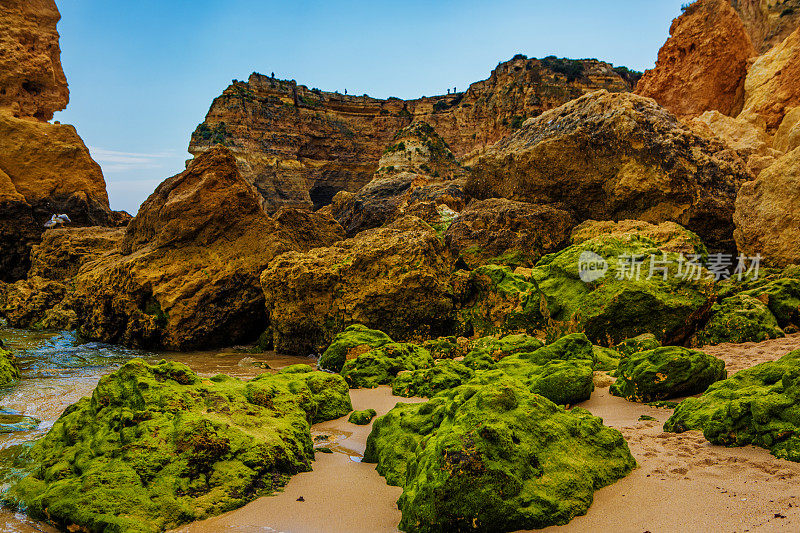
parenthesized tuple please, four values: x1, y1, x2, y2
(0, 0, 69, 121)
(729, 0, 800, 53)
(636, 0, 756, 118)
(188, 57, 638, 213)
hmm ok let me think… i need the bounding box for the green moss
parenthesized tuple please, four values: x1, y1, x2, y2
(614, 334, 662, 357)
(348, 409, 378, 425)
(593, 346, 622, 371)
(341, 343, 434, 388)
(420, 337, 461, 359)
(741, 278, 800, 328)
(531, 232, 715, 346)
(638, 415, 657, 422)
(364, 379, 636, 531)
(694, 294, 784, 346)
(392, 360, 475, 398)
(664, 349, 800, 461)
(0, 349, 20, 387)
(462, 334, 544, 370)
(4, 359, 351, 532)
(318, 324, 392, 372)
(610, 347, 726, 402)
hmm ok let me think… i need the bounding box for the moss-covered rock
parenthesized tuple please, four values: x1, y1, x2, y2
(3, 359, 351, 533)
(610, 347, 727, 402)
(532, 226, 716, 346)
(340, 343, 434, 389)
(392, 360, 475, 398)
(348, 409, 377, 425)
(0, 348, 20, 387)
(664, 350, 800, 461)
(363, 378, 636, 532)
(462, 333, 544, 370)
(452, 265, 545, 338)
(420, 336, 463, 359)
(593, 346, 622, 371)
(693, 294, 785, 346)
(614, 334, 662, 357)
(318, 324, 392, 372)
(741, 278, 800, 328)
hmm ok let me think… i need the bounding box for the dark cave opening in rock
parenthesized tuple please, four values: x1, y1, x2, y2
(309, 184, 342, 210)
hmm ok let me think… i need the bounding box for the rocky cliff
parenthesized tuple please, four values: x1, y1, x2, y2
(729, 0, 800, 53)
(636, 0, 755, 118)
(189, 57, 638, 213)
(0, 0, 68, 121)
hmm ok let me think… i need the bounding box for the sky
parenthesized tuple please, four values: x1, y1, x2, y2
(53, 0, 687, 215)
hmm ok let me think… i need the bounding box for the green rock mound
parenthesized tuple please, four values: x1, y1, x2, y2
(462, 333, 544, 370)
(0, 348, 20, 387)
(532, 228, 716, 346)
(348, 409, 377, 425)
(664, 350, 800, 461)
(392, 360, 475, 398)
(4, 359, 352, 533)
(318, 324, 392, 372)
(741, 278, 800, 329)
(364, 379, 636, 532)
(593, 346, 622, 371)
(420, 337, 463, 359)
(610, 347, 727, 402)
(341, 343, 434, 388)
(693, 294, 784, 346)
(614, 334, 662, 357)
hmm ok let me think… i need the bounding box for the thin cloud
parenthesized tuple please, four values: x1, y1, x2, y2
(88, 147, 179, 172)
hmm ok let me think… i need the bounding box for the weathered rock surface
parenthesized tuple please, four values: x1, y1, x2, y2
(189, 57, 637, 212)
(71, 146, 343, 350)
(636, 0, 756, 118)
(729, 0, 800, 53)
(467, 91, 750, 252)
(665, 349, 800, 461)
(328, 121, 467, 236)
(317, 324, 393, 373)
(341, 342, 434, 389)
(570, 220, 709, 257)
(0, 0, 69, 120)
(693, 293, 784, 345)
(444, 198, 575, 269)
(0, 276, 76, 330)
(261, 216, 454, 356)
(734, 147, 800, 267)
(28, 227, 124, 281)
(690, 110, 775, 157)
(4, 359, 351, 533)
(610, 346, 727, 402)
(739, 26, 800, 132)
(773, 106, 800, 153)
(364, 379, 636, 532)
(0, 347, 20, 387)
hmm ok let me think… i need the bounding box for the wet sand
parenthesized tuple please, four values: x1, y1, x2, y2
(699, 332, 800, 374)
(173, 387, 427, 533)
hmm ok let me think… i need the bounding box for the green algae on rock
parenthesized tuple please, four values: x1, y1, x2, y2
(348, 409, 378, 425)
(392, 359, 475, 398)
(0, 348, 19, 387)
(3, 359, 351, 533)
(318, 324, 393, 373)
(664, 349, 800, 461)
(462, 333, 544, 370)
(614, 334, 662, 357)
(610, 347, 727, 402)
(741, 278, 800, 329)
(593, 346, 622, 371)
(531, 227, 716, 346)
(693, 294, 785, 346)
(364, 379, 636, 532)
(341, 342, 434, 389)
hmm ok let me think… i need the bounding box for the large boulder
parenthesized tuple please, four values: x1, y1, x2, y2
(3, 359, 351, 532)
(739, 26, 800, 132)
(693, 293, 785, 346)
(341, 342, 434, 389)
(635, 0, 756, 118)
(610, 347, 727, 402)
(317, 324, 393, 373)
(363, 379, 636, 532)
(664, 349, 800, 461)
(532, 222, 717, 346)
(467, 91, 750, 252)
(734, 148, 800, 267)
(444, 198, 575, 269)
(28, 227, 124, 281)
(0, 276, 75, 330)
(741, 277, 800, 328)
(261, 216, 454, 356)
(71, 146, 343, 350)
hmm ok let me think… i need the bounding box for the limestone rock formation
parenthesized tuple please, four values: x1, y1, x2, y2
(729, 0, 800, 53)
(189, 57, 637, 212)
(734, 147, 800, 266)
(739, 26, 800, 132)
(636, 0, 756, 118)
(0, 0, 69, 120)
(261, 216, 454, 356)
(444, 198, 575, 269)
(773, 106, 800, 152)
(467, 90, 751, 251)
(328, 121, 467, 237)
(570, 220, 709, 257)
(28, 227, 124, 281)
(71, 146, 343, 350)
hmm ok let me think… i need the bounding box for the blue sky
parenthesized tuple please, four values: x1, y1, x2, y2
(53, 0, 686, 214)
